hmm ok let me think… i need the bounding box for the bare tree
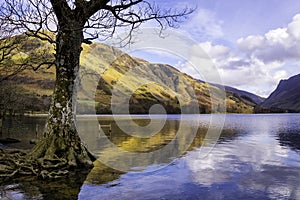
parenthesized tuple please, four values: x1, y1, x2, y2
(0, 16, 55, 83)
(0, 0, 193, 177)
(0, 19, 27, 82)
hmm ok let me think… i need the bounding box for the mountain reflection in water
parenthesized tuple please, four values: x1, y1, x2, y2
(80, 114, 300, 200)
(1, 114, 300, 199)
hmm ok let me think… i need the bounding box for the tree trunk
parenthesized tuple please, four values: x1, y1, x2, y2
(28, 25, 95, 170)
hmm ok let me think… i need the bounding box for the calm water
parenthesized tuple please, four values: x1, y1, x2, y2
(1, 114, 300, 199)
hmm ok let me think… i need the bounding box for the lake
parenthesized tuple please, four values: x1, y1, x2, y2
(1, 114, 300, 199)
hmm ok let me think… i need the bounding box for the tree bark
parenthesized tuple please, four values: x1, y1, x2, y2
(28, 22, 95, 170)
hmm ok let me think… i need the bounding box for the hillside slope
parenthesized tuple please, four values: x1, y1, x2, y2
(212, 83, 265, 105)
(224, 86, 265, 105)
(0, 35, 261, 114)
(257, 74, 300, 112)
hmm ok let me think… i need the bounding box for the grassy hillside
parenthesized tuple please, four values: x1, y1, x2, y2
(0, 34, 258, 114)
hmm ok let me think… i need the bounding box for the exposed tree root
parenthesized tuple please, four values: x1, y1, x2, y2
(1, 105, 96, 180)
(0, 148, 36, 179)
(0, 139, 95, 180)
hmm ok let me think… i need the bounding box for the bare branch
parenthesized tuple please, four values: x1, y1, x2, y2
(85, 0, 110, 19)
(83, 0, 194, 44)
(0, 0, 194, 79)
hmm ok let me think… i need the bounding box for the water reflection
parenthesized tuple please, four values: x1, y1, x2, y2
(80, 114, 300, 200)
(185, 114, 300, 199)
(1, 114, 300, 199)
(78, 115, 202, 172)
(0, 171, 89, 200)
(278, 130, 300, 151)
(0, 116, 46, 149)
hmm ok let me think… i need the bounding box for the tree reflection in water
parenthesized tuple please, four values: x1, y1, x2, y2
(0, 170, 88, 199)
(0, 115, 241, 199)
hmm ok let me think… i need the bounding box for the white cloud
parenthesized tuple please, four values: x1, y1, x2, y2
(182, 9, 224, 41)
(215, 56, 284, 96)
(237, 13, 300, 64)
(172, 40, 289, 97)
(189, 13, 300, 97)
(237, 35, 265, 52)
(121, 11, 300, 97)
(198, 42, 230, 59)
(287, 14, 300, 40)
(186, 119, 294, 187)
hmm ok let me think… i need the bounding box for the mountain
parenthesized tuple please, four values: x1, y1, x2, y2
(224, 86, 265, 105)
(0, 34, 262, 114)
(256, 74, 300, 113)
(212, 83, 265, 105)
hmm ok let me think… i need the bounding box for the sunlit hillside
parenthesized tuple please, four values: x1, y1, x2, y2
(0, 34, 260, 114)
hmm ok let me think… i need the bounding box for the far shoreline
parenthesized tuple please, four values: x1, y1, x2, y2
(20, 112, 300, 118)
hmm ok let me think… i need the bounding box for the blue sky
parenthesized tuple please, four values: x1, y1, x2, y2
(124, 0, 300, 97)
(1, 0, 299, 97)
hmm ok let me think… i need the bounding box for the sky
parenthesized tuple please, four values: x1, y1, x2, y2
(2, 0, 299, 97)
(121, 0, 300, 97)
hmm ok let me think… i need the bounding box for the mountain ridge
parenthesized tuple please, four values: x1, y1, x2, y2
(256, 74, 300, 113)
(0, 34, 263, 114)
(211, 83, 265, 105)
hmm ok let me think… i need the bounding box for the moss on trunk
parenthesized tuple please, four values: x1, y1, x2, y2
(0, 23, 95, 180)
(30, 25, 95, 169)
